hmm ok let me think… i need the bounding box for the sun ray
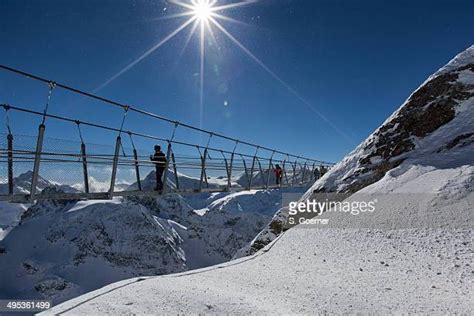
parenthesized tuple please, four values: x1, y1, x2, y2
(93, 17, 196, 92)
(178, 18, 200, 59)
(204, 19, 219, 49)
(209, 17, 354, 143)
(199, 17, 205, 129)
(211, 12, 252, 27)
(169, 0, 196, 11)
(148, 11, 195, 21)
(211, 0, 259, 12)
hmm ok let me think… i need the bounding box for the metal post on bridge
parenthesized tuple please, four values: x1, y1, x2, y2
(128, 132, 141, 191)
(226, 141, 238, 192)
(80, 142, 89, 194)
(7, 132, 13, 195)
(301, 161, 307, 185)
(199, 133, 213, 192)
(30, 82, 55, 202)
(282, 157, 289, 186)
(171, 151, 179, 191)
(240, 154, 250, 189)
(109, 135, 122, 198)
(29, 123, 46, 202)
(291, 159, 298, 187)
(76, 122, 89, 194)
(110, 105, 129, 198)
(4, 106, 14, 195)
(248, 146, 259, 190)
(265, 151, 275, 189)
(162, 122, 179, 194)
(161, 141, 173, 194)
(310, 162, 316, 182)
(256, 157, 266, 188)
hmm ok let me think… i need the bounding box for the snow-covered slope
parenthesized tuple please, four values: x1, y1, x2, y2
(310, 45, 474, 194)
(0, 171, 79, 241)
(0, 202, 28, 240)
(0, 171, 55, 194)
(42, 163, 473, 314)
(243, 45, 474, 255)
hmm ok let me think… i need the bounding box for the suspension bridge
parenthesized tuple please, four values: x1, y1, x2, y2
(0, 64, 334, 203)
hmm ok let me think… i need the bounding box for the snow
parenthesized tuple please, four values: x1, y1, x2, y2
(41, 163, 473, 314)
(66, 198, 123, 213)
(0, 184, 308, 305)
(0, 202, 28, 240)
(41, 45, 474, 315)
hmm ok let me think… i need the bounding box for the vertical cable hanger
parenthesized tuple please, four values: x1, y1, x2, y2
(75, 120, 85, 144)
(4, 105, 12, 135)
(118, 105, 130, 137)
(41, 81, 56, 125)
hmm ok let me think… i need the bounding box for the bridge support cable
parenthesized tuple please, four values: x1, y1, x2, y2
(265, 151, 275, 189)
(171, 150, 179, 192)
(76, 122, 90, 194)
(3, 106, 14, 195)
(109, 135, 122, 198)
(162, 123, 180, 194)
(29, 123, 46, 202)
(248, 146, 259, 190)
(161, 142, 173, 194)
(291, 159, 298, 187)
(240, 154, 250, 189)
(41, 81, 56, 125)
(226, 141, 238, 192)
(109, 107, 129, 198)
(256, 157, 265, 188)
(198, 133, 213, 192)
(128, 132, 142, 191)
(220, 151, 230, 190)
(282, 156, 289, 186)
(30, 83, 56, 202)
(301, 161, 308, 185)
(0, 102, 335, 202)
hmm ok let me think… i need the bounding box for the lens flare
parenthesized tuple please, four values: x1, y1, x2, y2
(192, 0, 213, 21)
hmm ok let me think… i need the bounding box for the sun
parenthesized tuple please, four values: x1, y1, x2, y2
(192, 0, 214, 21)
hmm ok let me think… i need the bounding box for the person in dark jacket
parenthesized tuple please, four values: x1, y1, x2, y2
(150, 145, 167, 190)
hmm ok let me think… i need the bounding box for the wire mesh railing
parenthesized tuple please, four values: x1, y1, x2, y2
(0, 129, 329, 202)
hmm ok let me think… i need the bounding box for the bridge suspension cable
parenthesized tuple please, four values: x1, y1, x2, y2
(0, 64, 333, 164)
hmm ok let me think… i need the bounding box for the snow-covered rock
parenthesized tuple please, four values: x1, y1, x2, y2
(0, 182, 305, 304)
(244, 45, 474, 255)
(0, 194, 187, 304)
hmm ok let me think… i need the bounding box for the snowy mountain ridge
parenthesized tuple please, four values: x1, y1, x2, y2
(242, 44, 474, 255)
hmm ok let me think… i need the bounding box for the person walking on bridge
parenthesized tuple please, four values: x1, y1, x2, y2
(274, 164, 283, 187)
(150, 145, 167, 191)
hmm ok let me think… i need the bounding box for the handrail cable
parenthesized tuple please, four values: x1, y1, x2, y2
(0, 64, 332, 163)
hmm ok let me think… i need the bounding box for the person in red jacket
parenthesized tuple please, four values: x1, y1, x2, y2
(274, 164, 283, 187)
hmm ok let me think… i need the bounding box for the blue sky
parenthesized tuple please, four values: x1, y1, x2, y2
(0, 0, 473, 165)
